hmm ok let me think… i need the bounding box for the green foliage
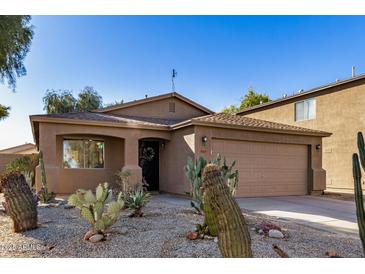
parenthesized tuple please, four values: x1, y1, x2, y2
(6, 154, 39, 189)
(352, 132, 365, 254)
(42, 86, 103, 114)
(202, 164, 252, 257)
(124, 189, 151, 217)
(37, 151, 55, 203)
(184, 154, 239, 213)
(0, 104, 10, 120)
(184, 157, 207, 213)
(222, 87, 271, 113)
(68, 183, 124, 233)
(75, 86, 103, 112)
(0, 16, 34, 90)
(43, 90, 76, 114)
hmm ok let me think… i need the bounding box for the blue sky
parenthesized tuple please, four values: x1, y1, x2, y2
(1, 15, 365, 149)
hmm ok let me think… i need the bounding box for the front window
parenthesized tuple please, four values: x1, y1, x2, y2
(295, 98, 316, 121)
(63, 139, 104, 168)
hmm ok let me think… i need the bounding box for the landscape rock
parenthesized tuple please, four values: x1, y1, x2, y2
(83, 230, 96, 241)
(268, 229, 284, 239)
(38, 203, 51, 208)
(186, 231, 199, 240)
(214, 237, 218, 243)
(89, 234, 104, 243)
(120, 227, 128, 235)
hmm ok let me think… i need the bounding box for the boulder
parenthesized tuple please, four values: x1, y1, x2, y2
(268, 229, 284, 239)
(89, 234, 104, 243)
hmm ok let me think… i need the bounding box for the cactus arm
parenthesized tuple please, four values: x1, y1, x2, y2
(352, 153, 365, 253)
(358, 132, 365, 171)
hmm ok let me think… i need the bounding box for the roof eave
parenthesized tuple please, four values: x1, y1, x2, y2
(238, 73, 365, 114)
(29, 116, 170, 131)
(187, 120, 332, 137)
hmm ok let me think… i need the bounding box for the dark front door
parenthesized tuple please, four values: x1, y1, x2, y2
(139, 140, 159, 191)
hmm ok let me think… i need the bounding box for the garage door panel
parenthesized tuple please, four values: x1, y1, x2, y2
(212, 139, 308, 197)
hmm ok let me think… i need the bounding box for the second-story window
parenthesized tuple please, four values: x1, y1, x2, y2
(295, 98, 316, 121)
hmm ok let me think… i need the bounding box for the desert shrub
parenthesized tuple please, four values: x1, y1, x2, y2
(68, 182, 124, 235)
(124, 189, 151, 217)
(6, 154, 39, 189)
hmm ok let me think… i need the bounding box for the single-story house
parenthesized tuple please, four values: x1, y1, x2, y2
(30, 92, 330, 197)
(0, 143, 37, 174)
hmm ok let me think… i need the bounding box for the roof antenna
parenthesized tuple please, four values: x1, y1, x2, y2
(171, 69, 177, 92)
(352, 66, 356, 78)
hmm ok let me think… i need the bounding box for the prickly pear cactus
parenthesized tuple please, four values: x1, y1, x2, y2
(0, 172, 38, 232)
(202, 164, 252, 258)
(352, 132, 365, 254)
(68, 183, 124, 234)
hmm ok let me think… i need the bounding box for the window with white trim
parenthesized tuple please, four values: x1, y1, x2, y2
(295, 98, 316, 121)
(63, 139, 104, 168)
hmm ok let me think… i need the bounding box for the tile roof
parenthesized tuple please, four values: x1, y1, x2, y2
(30, 112, 330, 136)
(30, 112, 183, 127)
(191, 113, 331, 136)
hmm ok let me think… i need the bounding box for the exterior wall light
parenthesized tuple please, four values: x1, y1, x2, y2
(202, 136, 208, 143)
(316, 144, 321, 150)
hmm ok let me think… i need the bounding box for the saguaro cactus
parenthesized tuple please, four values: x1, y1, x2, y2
(0, 172, 38, 232)
(352, 132, 365, 254)
(202, 164, 252, 258)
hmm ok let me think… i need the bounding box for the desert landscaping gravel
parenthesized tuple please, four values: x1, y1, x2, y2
(0, 194, 363, 258)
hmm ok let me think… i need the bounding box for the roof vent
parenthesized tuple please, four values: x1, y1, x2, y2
(352, 66, 356, 78)
(145, 94, 148, 98)
(336, 78, 340, 82)
(283, 94, 287, 98)
(298, 89, 304, 94)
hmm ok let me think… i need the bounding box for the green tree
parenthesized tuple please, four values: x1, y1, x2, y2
(0, 16, 34, 120)
(222, 88, 270, 113)
(0, 105, 10, 120)
(75, 86, 103, 112)
(43, 90, 76, 114)
(43, 87, 103, 114)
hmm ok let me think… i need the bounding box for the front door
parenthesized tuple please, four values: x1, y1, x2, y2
(139, 140, 159, 191)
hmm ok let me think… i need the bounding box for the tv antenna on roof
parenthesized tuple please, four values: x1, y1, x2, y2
(171, 69, 177, 91)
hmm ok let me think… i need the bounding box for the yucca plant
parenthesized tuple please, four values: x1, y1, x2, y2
(124, 189, 151, 217)
(68, 183, 124, 236)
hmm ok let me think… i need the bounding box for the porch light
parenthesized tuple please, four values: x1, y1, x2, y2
(316, 144, 321, 150)
(202, 136, 208, 143)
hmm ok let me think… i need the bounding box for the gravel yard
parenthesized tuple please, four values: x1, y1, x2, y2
(0, 194, 363, 258)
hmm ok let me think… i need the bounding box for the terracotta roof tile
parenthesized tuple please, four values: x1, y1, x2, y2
(192, 113, 331, 136)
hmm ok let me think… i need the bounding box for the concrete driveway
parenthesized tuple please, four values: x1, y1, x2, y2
(159, 193, 359, 237)
(236, 195, 358, 236)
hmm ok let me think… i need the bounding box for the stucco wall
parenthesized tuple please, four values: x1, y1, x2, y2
(106, 97, 207, 121)
(193, 125, 325, 194)
(36, 122, 171, 194)
(159, 126, 195, 195)
(242, 80, 365, 193)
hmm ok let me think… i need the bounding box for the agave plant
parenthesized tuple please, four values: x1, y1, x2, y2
(124, 189, 151, 217)
(68, 183, 124, 235)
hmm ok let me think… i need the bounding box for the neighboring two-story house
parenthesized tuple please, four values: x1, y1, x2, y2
(238, 74, 365, 193)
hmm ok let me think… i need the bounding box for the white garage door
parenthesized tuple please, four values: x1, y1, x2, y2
(212, 139, 308, 197)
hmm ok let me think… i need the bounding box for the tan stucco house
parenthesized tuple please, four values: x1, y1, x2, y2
(30, 92, 329, 197)
(238, 73, 365, 194)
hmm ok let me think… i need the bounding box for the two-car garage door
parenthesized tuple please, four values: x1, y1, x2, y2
(212, 139, 309, 197)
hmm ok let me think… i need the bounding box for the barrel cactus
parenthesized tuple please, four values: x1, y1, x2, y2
(0, 172, 38, 232)
(68, 183, 124, 235)
(352, 131, 365, 254)
(202, 164, 252, 258)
